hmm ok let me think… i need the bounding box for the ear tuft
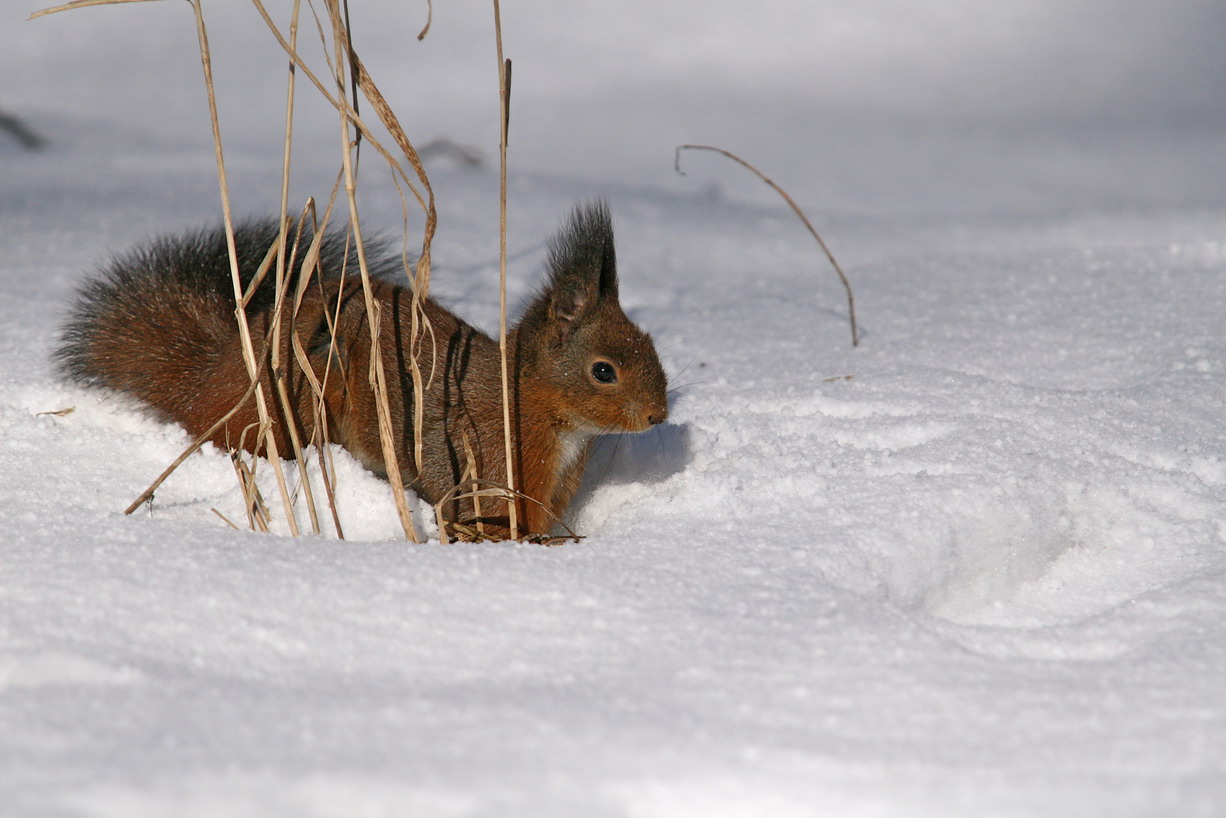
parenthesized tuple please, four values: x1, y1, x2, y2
(516, 202, 621, 348)
(544, 200, 618, 326)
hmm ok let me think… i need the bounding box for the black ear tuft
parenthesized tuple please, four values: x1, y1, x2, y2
(544, 200, 618, 324)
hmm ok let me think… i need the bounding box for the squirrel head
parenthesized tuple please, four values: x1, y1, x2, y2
(516, 202, 669, 434)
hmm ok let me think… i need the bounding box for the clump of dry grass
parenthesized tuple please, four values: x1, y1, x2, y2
(33, 0, 475, 541)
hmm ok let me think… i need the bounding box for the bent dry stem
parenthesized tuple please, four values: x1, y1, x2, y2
(675, 143, 859, 348)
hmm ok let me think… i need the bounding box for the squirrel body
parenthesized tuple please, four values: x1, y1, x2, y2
(58, 203, 668, 537)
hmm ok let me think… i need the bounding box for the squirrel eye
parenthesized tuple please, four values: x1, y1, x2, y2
(591, 361, 618, 384)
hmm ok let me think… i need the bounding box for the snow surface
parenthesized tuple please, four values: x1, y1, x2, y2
(3, 1, 1226, 815)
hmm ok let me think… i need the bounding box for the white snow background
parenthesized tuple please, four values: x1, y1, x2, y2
(2, 1, 1225, 815)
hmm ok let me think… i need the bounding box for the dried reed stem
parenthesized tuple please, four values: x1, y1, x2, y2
(493, 0, 518, 540)
(30, 0, 154, 20)
(211, 507, 241, 529)
(190, 0, 301, 534)
(346, 53, 436, 477)
(675, 144, 859, 347)
(232, 217, 323, 534)
(123, 379, 260, 516)
(265, 0, 325, 535)
(289, 197, 348, 539)
(270, 242, 323, 535)
(324, 0, 420, 542)
(461, 429, 485, 540)
(249, 1, 432, 218)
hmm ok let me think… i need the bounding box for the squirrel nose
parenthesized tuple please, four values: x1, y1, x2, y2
(647, 407, 668, 426)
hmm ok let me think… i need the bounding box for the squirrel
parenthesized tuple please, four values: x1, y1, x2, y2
(57, 201, 669, 538)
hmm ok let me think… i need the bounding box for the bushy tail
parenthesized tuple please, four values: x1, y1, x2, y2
(58, 224, 252, 408)
(57, 220, 392, 435)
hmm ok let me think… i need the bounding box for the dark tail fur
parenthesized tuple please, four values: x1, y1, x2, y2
(56, 219, 396, 427)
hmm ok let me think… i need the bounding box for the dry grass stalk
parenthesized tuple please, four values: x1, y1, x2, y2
(248, 2, 434, 223)
(123, 378, 260, 516)
(347, 52, 436, 477)
(289, 199, 349, 539)
(492, 0, 518, 540)
(210, 507, 241, 530)
(252, 7, 441, 341)
(267, 226, 324, 536)
(262, 0, 325, 534)
(238, 233, 282, 306)
(321, 0, 421, 543)
(285, 199, 350, 539)
(315, 15, 440, 484)
(185, 0, 301, 534)
(675, 144, 860, 347)
(29, 0, 154, 19)
(461, 428, 485, 540)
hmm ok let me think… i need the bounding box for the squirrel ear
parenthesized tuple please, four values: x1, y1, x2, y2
(548, 276, 597, 325)
(543, 200, 618, 328)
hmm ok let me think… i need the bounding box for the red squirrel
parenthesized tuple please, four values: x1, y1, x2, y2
(58, 202, 669, 538)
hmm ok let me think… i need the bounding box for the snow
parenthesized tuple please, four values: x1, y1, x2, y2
(3, 0, 1226, 815)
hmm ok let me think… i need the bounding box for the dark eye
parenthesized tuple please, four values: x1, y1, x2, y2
(591, 361, 618, 384)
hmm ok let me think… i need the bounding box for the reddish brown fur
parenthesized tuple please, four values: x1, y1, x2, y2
(59, 204, 668, 538)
